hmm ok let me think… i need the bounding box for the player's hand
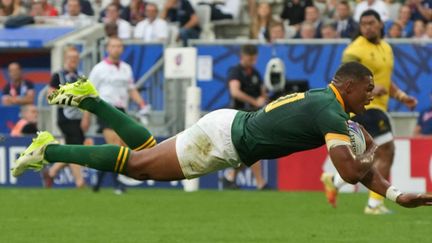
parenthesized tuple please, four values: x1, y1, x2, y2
(359, 124, 374, 148)
(255, 96, 267, 108)
(396, 193, 432, 208)
(372, 85, 387, 96)
(402, 95, 417, 110)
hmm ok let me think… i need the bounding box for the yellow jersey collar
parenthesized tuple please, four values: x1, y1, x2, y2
(329, 83, 346, 111)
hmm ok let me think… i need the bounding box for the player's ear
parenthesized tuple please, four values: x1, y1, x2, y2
(345, 80, 354, 94)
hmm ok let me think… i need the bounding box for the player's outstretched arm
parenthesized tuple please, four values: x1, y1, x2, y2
(329, 145, 376, 184)
(360, 166, 432, 208)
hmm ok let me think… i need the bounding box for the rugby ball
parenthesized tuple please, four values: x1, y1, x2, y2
(347, 120, 366, 155)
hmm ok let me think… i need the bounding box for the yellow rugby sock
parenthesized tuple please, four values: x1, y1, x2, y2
(368, 191, 384, 208)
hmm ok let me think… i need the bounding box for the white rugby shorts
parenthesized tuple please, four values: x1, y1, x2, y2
(175, 109, 242, 179)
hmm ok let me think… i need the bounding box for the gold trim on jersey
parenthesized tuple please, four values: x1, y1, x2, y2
(329, 84, 345, 111)
(325, 133, 351, 151)
(325, 133, 350, 143)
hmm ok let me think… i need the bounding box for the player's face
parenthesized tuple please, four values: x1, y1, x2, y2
(348, 75, 374, 114)
(8, 63, 21, 82)
(65, 50, 79, 70)
(241, 54, 257, 68)
(107, 39, 124, 60)
(360, 15, 382, 43)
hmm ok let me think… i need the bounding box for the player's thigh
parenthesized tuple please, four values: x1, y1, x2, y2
(351, 108, 393, 145)
(128, 137, 184, 181)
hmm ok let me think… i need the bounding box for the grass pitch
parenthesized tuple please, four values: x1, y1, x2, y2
(0, 188, 430, 243)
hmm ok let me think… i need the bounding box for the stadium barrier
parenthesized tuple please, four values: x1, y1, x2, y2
(1, 135, 430, 193)
(278, 138, 432, 193)
(0, 135, 277, 189)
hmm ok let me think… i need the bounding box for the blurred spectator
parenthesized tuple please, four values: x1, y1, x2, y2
(385, 0, 401, 21)
(161, 0, 200, 46)
(298, 22, 316, 38)
(10, 104, 38, 137)
(354, 0, 390, 22)
(42, 45, 86, 189)
(321, 22, 339, 38)
(121, 0, 146, 26)
(103, 3, 131, 39)
(386, 21, 402, 37)
(2, 62, 35, 106)
(134, 2, 168, 42)
(385, 5, 414, 37)
(29, 0, 58, 16)
(250, 2, 277, 41)
(59, 0, 92, 27)
(315, 0, 337, 19)
(104, 21, 118, 37)
(294, 6, 322, 38)
(0, 0, 26, 16)
(268, 21, 287, 42)
(30, 0, 44, 17)
(29, 0, 58, 25)
(99, 0, 126, 21)
(413, 19, 427, 39)
(303, 5, 323, 38)
(407, 0, 432, 22)
(62, 0, 93, 16)
(280, 0, 313, 28)
(334, 1, 359, 39)
(414, 91, 432, 136)
(205, 0, 241, 21)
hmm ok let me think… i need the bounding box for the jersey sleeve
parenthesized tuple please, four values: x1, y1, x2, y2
(133, 21, 144, 38)
(88, 65, 100, 90)
(126, 64, 135, 90)
(342, 42, 361, 63)
(315, 106, 350, 151)
(227, 66, 240, 83)
(25, 80, 34, 90)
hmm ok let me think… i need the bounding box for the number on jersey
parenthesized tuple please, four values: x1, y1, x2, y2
(265, 93, 305, 112)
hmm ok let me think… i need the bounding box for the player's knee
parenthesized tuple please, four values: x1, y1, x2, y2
(378, 141, 395, 164)
(340, 173, 360, 184)
(126, 152, 152, 180)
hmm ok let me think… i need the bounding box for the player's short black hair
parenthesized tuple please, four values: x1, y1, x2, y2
(359, 9, 384, 37)
(241, 44, 258, 56)
(334, 62, 373, 83)
(360, 9, 381, 23)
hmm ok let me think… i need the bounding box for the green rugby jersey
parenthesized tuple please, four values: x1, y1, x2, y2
(231, 84, 351, 166)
